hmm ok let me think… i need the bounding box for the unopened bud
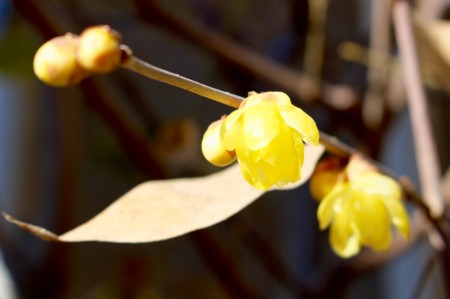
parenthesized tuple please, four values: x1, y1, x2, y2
(310, 158, 343, 201)
(77, 25, 122, 73)
(33, 33, 89, 87)
(201, 119, 236, 167)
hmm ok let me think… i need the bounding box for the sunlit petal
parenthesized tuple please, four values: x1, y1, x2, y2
(242, 102, 280, 151)
(221, 109, 244, 151)
(381, 196, 410, 239)
(329, 199, 361, 258)
(354, 194, 391, 251)
(280, 107, 319, 145)
(317, 182, 351, 230)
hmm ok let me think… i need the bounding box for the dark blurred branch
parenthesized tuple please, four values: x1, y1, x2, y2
(303, 0, 329, 81)
(132, 0, 323, 104)
(79, 79, 166, 178)
(190, 231, 262, 299)
(363, 0, 391, 129)
(392, 1, 449, 298)
(410, 251, 439, 299)
(392, 0, 444, 218)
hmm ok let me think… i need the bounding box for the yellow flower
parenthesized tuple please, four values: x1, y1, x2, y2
(316, 156, 410, 258)
(219, 91, 319, 190)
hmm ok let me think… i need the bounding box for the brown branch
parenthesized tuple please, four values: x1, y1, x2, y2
(122, 55, 243, 108)
(363, 0, 391, 128)
(131, 0, 323, 104)
(392, 2, 449, 298)
(392, 0, 444, 218)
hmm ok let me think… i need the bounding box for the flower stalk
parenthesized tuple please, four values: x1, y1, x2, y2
(122, 54, 244, 108)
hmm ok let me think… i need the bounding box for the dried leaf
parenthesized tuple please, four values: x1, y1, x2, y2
(415, 19, 450, 93)
(3, 144, 324, 243)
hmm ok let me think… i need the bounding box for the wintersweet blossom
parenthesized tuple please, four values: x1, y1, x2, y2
(217, 91, 319, 190)
(315, 156, 410, 258)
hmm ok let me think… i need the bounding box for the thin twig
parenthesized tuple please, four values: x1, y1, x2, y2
(122, 55, 244, 108)
(303, 0, 330, 81)
(392, 0, 444, 218)
(363, 0, 391, 128)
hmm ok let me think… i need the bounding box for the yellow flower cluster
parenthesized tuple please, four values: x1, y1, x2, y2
(312, 155, 410, 258)
(33, 25, 123, 87)
(202, 91, 319, 190)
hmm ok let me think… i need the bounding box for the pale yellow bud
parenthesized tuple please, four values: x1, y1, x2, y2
(33, 34, 89, 87)
(77, 25, 122, 73)
(201, 119, 236, 167)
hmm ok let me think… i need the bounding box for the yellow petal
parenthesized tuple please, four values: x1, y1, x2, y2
(260, 124, 304, 185)
(220, 109, 244, 151)
(317, 182, 352, 230)
(354, 194, 392, 251)
(329, 200, 361, 258)
(234, 141, 265, 189)
(242, 102, 280, 151)
(380, 196, 410, 239)
(352, 171, 410, 239)
(237, 155, 261, 188)
(234, 122, 304, 189)
(243, 91, 292, 109)
(352, 172, 401, 199)
(280, 106, 319, 145)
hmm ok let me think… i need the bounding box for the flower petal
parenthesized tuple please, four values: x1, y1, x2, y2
(242, 102, 280, 151)
(220, 109, 244, 151)
(354, 194, 392, 251)
(317, 182, 352, 230)
(243, 91, 292, 109)
(236, 125, 304, 190)
(380, 196, 410, 239)
(352, 172, 401, 199)
(352, 171, 410, 239)
(280, 106, 319, 145)
(329, 199, 361, 258)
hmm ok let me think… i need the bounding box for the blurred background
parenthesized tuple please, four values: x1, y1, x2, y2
(0, 0, 449, 298)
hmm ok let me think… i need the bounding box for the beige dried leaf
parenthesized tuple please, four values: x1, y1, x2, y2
(415, 19, 450, 93)
(3, 144, 324, 243)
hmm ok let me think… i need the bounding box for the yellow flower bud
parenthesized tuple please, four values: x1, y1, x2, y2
(201, 119, 236, 167)
(33, 33, 89, 87)
(77, 25, 122, 74)
(220, 91, 319, 190)
(309, 158, 343, 202)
